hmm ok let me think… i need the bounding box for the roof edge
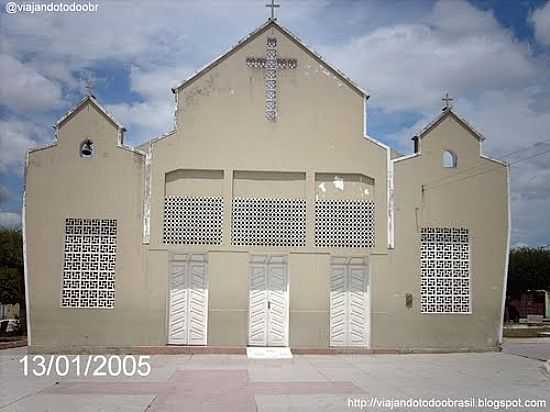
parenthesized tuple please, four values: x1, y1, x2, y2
(55, 95, 125, 131)
(172, 19, 368, 98)
(172, 19, 273, 92)
(137, 129, 177, 149)
(417, 108, 486, 142)
(392, 153, 421, 163)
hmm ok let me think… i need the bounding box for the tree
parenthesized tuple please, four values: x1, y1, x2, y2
(507, 247, 550, 298)
(0, 227, 25, 334)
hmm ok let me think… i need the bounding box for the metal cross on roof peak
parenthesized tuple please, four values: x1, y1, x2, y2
(84, 78, 95, 97)
(442, 92, 454, 110)
(266, 0, 280, 20)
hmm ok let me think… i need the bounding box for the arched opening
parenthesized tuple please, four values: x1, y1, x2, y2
(80, 139, 94, 158)
(442, 150, 457, 168)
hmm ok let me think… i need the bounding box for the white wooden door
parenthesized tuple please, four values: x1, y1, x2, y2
(329, 263, 347, 346)
(248, 255, 289, 347)
(249, 262, 268, 346)
(267, 262, 288, 346)
(168, 261, 188, 345)
(330, 257, 369, 347)
(168, 254, 208, 345)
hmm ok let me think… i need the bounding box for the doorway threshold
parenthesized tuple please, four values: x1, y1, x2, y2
(246, 346, 293, 359)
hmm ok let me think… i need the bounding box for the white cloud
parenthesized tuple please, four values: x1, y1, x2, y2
(130, 65, 193, 100)
(459, 90, 550, 153)
(0, 1, 267, 126)
(511, 196, 550, 246)
(108, 100, 173, 144)
(429, 0, 501, 35)
(0, 119, 48, 174)
(0, 211, 21, 228)
(0, 1, 267, 68)
(0, 54, 63, 111)
(106, 65, 195, 144)
(322, 0, 539, 113)
(531, 1, 550, 46)
(0, 184, 11, 204)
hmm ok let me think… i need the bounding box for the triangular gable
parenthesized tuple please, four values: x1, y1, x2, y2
(172, 20, 368, 98)
(417, 108, 486, 142)
(55, 95, 125, 131)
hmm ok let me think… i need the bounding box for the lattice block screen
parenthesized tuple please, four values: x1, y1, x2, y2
(163, 196, 223, 245)
(264, 37, 278, 121)
(232, 198, 305, 246)
(61, 218, 117, 309)
(420, 227, 471, 313)
(315, 200, 375, 248)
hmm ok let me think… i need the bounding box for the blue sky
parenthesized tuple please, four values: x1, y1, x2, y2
(0, 0, 549, 247)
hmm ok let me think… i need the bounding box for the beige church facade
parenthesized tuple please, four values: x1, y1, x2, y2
(23, 20, 509, 353)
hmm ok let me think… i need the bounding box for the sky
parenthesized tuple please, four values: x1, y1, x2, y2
(0, 0, 549, 247)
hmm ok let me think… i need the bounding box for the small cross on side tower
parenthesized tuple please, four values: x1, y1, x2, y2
(266, 0, 280, 21)
(442, 92, 454, 111)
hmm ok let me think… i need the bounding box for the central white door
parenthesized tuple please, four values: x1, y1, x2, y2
(330, 256, 369, 347)
(248, 255, 289, 347)
(168, 253, 208, 345)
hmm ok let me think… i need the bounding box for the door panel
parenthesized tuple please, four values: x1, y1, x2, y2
(267, 264, 288, 346)
(168, 255, 208, 345)
(330, 258, 369, 347)
(248, 256, 289, 347)
(188, 262, 208, 345)
(329, 265, 347, 346)
(249, 264, 268, 346)
(169, 263, 188, 344)
(349, 266, 368, 346)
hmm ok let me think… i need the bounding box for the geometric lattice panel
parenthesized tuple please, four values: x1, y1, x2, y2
(61, 218, 117, 309)
(315, 200, 375, 248)
(420, 227, 471, 314)
(163, 196, 223, 245)
(232, 198, 306, 246)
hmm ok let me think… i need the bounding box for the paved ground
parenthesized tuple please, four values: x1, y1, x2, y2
(502, 337, 550, 361)
(1, 342, 549, 412)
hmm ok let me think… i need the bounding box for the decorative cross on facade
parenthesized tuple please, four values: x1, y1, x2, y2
(266, 0, 280, 20)
(246, 37, 297, 121)
(442, 92, 454, 110)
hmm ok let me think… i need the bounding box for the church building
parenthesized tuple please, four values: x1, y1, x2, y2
(23, 18, 510, 353)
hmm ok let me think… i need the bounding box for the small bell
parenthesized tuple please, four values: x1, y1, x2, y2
(80, 140, 94, 157)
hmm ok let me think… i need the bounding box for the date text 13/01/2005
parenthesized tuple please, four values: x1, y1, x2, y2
(19, 355, 152, 377)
